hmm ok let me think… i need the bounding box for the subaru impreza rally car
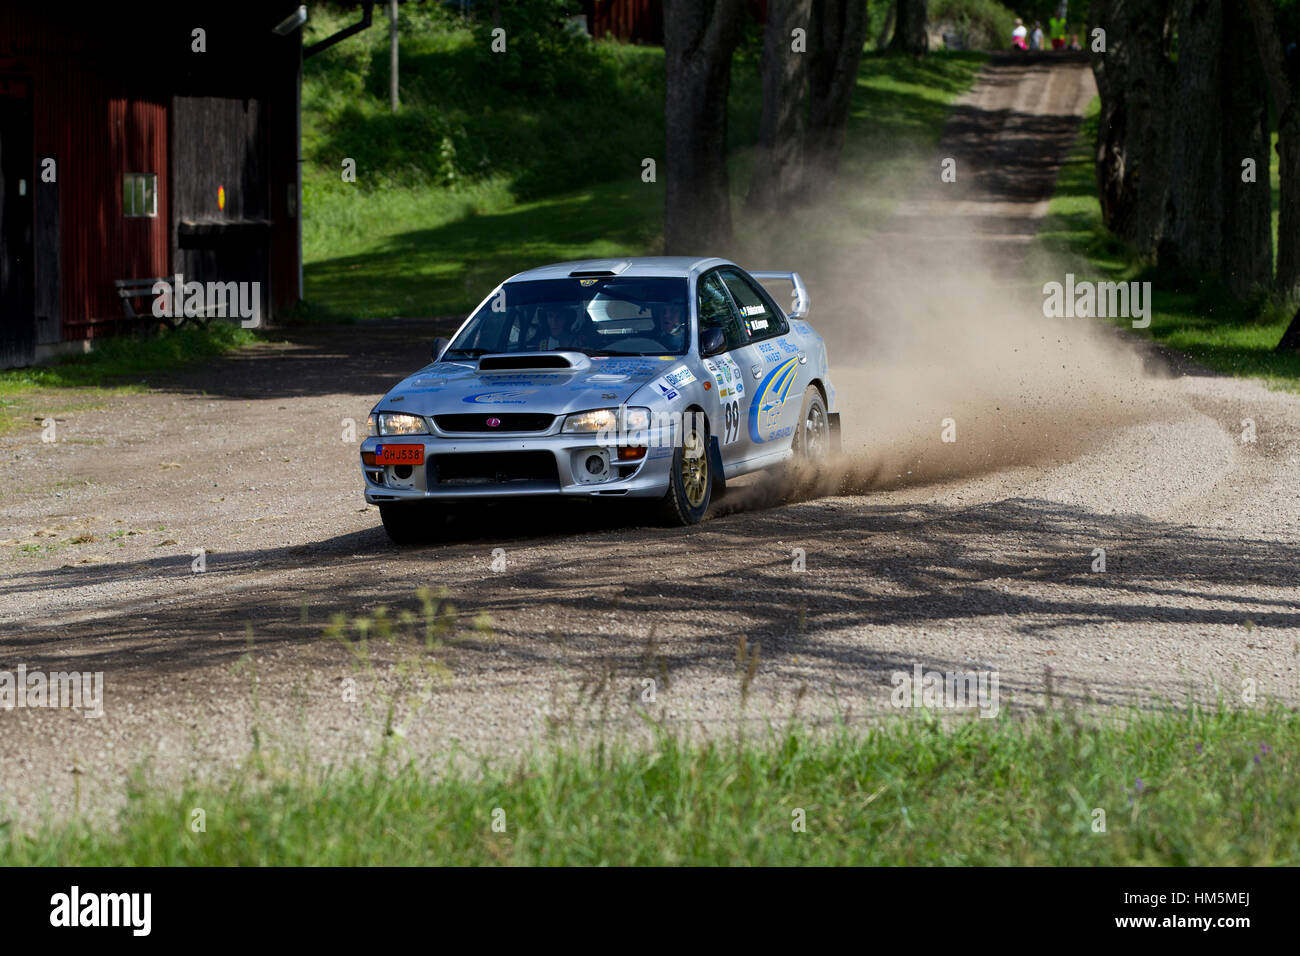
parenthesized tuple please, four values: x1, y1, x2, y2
(361, 256, 840, 543)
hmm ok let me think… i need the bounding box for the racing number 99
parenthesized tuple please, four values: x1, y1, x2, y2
(723, 400, 740, 444)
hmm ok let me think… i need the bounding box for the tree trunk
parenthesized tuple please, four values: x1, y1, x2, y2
(1159, 0, 1272, 297)
(1089, 0, 1176, 256)
(875, 0, 896, 50)
(746, 0, 813, 213)
(1275, 109, 1300, 303)
(889, 0, 928, 55)
(1219, 0, 1272, 298)
(1278, 306, 1300, 352)
(1243, 0, 1300, 303)
(803, 0, 869, 192)
(1159, 0, 1227, 272)
(663, 0, 748, 254)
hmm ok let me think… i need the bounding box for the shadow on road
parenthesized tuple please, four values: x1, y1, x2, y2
(4, 497, 1296, 706)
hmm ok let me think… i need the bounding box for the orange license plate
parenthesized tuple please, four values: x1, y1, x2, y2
(374, 443, 425, 465)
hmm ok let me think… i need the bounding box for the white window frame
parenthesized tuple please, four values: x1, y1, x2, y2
(123, 173, 158, 218)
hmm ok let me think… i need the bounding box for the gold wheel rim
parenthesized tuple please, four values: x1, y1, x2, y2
(682, 432, 709, 507)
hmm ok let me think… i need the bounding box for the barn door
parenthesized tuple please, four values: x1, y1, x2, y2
(171, 96, 271, 324)
(0, 76, 35, 369)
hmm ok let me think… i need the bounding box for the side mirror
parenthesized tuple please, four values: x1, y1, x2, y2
(431, 337, 450, 361)
(699, 327, 726, 358)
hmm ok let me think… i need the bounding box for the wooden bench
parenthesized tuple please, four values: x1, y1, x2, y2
(114, 278, 212, 330)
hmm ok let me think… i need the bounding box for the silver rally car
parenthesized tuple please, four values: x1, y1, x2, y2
(361, 256, 839, 542)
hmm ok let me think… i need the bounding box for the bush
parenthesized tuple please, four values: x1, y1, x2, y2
(930, 0, 1021, 50)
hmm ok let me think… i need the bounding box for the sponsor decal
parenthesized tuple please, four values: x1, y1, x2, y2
(662, 365, 697, 388)
(463, 390, 537, 404)
(579, 278, 600, 286)
(651, 378, 679, 401)
(704, 356, 745, 399)
(748, 356, 800, 444)
(586, 360, 659, 375)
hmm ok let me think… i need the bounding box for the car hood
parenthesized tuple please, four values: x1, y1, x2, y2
(375, 353, 680, 417)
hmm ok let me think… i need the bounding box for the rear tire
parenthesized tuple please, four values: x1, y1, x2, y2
(760, 387, 830, 497)
(378, 502, 445, 545)
(656, 414, 712, 526)
(791, 387, 830, 465)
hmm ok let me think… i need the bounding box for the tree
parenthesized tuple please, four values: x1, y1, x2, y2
(889, 0, 928, 55)
(1091, 0, 1271, 297)
(1158, 0, 1271, 298)
(1088, 0, 1176, 255)
(1219, 0, 1273, 298)
(804, 0, 870, 188)
(1242, 0, 1300, 350)
(747, 0, 814, 213)
(663, 0, 749, 254)
(746, 0, 868, 211)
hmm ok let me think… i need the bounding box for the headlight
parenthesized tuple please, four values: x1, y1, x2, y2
(375, 412, 429, 436)
(562, 406, 650, 434)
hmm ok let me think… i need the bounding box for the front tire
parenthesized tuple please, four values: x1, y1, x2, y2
(378, 502, 445, 545)
(656, 414, 712, 526)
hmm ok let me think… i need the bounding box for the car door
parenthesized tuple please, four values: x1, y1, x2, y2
(717, 267, 810, 455)
(695, 269, 760, 468)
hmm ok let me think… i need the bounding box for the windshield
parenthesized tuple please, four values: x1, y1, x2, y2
(443, 277, 690, 358)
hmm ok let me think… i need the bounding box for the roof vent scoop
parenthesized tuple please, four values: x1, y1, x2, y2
(568, 259, 631, 277)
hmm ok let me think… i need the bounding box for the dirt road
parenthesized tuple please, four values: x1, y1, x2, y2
(2, 55, 1298, 826)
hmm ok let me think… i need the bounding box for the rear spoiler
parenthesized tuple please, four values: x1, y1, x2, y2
(749, 271, 810, 319)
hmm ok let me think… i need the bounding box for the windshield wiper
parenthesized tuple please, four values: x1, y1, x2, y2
(441, 347, 490, 359)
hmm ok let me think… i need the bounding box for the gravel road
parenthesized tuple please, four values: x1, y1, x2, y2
(2, 54, 1298, 827)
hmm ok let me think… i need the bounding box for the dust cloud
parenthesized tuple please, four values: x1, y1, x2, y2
(727, 177, 1174, 507)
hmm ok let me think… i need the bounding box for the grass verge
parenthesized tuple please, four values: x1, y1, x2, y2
(0, 323, 259, 436)
(4, 702, 1296, 865)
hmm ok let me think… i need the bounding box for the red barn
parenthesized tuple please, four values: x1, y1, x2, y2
(0, 2, 307, 367)
(583, 0, 768, 43)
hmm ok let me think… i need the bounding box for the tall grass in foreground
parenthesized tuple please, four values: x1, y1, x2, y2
(4, 703, 1297, 865)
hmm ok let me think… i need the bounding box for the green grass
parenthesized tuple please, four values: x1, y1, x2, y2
(5, 704, 1297, 865)
(300, 2, 984, 318)
(0, 323, 258, 435)
(1036, 97, 1300, 392)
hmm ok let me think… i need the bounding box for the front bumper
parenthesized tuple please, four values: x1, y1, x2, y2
(360, 432, 675, 503)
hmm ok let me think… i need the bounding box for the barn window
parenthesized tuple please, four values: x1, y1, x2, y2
(122, 173, 158, 217)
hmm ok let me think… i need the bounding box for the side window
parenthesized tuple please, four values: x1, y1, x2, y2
(696, 271, 748, 352)
(720, 268, 789, 342)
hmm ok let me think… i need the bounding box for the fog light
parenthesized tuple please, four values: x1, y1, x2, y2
(585, 455, 605, 475)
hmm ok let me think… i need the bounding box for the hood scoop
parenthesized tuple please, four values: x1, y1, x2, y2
(478, 351, 590, 371)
